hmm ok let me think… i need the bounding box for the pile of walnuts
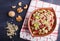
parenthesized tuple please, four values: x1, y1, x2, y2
(8, 2, 28, 22)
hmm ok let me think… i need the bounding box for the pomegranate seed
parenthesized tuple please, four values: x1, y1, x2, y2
(39, 24, 44, 29)
(50, 23, 52, 26)
(50, 19, 52, 22)
(42, 17, 44, 19)
(45, 27, 48, 30)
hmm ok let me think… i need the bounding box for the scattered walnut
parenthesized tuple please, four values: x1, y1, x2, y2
(18, 2, 22, 6)
(8, 11, 15, 17)
(16, 15, 22, 22)
(11, 6, 16, 8)
(17, 7, 23, 13)
(24, 4, 28, 9)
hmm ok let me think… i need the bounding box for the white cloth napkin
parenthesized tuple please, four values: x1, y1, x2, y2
(20, 0, 60, 41)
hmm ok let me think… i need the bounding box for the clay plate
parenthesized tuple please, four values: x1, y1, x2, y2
(28, 8, 56, 37)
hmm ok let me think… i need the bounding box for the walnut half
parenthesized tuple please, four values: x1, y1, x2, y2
(16, 15, 22, 22)
(17, 7, 23, 13)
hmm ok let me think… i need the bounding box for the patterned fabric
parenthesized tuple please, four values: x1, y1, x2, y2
(20, 0, 60, 41)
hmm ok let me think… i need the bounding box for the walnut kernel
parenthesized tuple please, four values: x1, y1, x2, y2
(17, 7, 23, 13)
(16, 15, 22, 22)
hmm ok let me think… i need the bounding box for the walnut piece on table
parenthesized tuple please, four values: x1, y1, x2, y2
(17, 7, 23, 13)
(18, 2, 22, 6)
(11, 6, 16, 9)
(8, 11, 15, 17)
(24, 4, 28, 9)
(16, 15, 22, 22)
